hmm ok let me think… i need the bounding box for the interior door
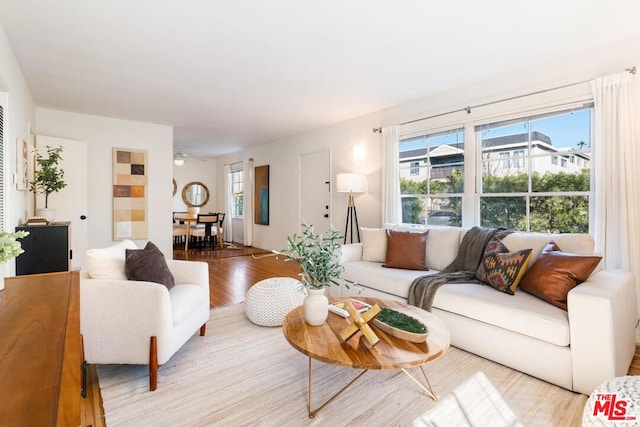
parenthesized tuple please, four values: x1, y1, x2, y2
(299, 150, 331, 234)
(35, 135, 88, 271)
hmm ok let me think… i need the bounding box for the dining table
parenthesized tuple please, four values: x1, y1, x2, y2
(174, 213, 223, 251)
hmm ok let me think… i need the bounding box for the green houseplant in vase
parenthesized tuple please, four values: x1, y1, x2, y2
(280, 224, 347, 326)
(0, 230, 29, 291)
(29, 145, 67, 223)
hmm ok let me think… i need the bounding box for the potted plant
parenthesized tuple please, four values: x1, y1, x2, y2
(0, 229, 29, 291)
(279, 224, 347, 325)
(29, 145, 67, 222)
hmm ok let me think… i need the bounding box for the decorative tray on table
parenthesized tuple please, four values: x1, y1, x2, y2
(372, 307, 429, 343)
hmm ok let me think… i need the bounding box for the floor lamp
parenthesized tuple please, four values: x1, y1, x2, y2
(336, 173, 366, 244)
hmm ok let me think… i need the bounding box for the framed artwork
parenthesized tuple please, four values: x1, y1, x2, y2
(254, 165, 269, 225)
(16, 138, 28, 190)
(113, 147, 148, 240)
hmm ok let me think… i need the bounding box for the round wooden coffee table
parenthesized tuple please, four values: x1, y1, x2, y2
(282, 297, 450, 418)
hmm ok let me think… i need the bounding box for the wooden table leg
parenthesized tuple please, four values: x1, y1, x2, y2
(184, 219, 191, 251)
(216, 224, 223, 249)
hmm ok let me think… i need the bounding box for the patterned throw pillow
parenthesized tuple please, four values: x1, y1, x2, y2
(475, 237, 532, 295)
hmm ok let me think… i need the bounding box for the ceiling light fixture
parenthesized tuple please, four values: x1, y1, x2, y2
(174, 156, 184, 166)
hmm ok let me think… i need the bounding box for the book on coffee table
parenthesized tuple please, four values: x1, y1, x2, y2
(329, 299, 372, 318)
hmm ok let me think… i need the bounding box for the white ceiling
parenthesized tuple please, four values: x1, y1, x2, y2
(1, 1, 640, 158)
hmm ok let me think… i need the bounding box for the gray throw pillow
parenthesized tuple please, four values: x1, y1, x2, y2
(125, 241, 175, 290)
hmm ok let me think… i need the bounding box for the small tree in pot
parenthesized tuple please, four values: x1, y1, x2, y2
(29, 145, 67, 221)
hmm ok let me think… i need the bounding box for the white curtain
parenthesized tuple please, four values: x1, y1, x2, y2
(223, 164, 233, 243)
(382, 125, 402, 225)
(591, 71, 640, 310)
(243, 159, 254, 246)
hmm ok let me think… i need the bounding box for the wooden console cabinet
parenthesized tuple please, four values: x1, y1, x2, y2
(15, 223, 71, 275)
(0, 271, 82, 426)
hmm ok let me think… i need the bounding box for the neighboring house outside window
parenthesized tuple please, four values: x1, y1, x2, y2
(410, 161, 420, 176)
(397, 105, 592, 233)
(399, 128, 464, 226)
(479, 107, 592, 233)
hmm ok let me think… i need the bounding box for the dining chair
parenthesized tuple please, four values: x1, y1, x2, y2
(190, 213, 219, 249)
(172, 212, 188, 247)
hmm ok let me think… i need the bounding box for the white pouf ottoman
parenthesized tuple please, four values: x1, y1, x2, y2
(582, 376, 640, 425)
(245, 277, 305, 326)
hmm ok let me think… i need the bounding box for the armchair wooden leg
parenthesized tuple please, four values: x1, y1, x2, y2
(200, 323, 206, 336)
(150, 336, 158, 391)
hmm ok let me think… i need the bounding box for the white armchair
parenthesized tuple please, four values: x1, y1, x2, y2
(80, 240, 210, 391)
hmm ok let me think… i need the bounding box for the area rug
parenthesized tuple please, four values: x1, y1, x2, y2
(97, 304, 586, 426)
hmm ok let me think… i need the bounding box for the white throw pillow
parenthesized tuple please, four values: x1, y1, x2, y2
(360, 227, 388, 262)
(86, 239, 139, 280)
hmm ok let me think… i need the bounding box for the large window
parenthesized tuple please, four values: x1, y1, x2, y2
(399, 128, 464, 226)
(478, 107, 592, 233)
(231, 170, 244, 218)
(396, 105, 594, 233)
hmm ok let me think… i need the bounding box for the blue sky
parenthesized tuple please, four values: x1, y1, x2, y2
(401, 108, 591, 151)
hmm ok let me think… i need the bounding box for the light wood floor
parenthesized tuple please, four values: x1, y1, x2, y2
(81, 245, 640, 426)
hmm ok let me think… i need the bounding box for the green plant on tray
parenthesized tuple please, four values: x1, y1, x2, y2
(376, 307, 426, 334)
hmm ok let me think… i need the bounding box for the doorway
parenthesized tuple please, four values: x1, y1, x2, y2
(36, 135, 88, 270)
(299, 150, 331, 235)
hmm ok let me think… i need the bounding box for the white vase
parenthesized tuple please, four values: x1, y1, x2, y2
(303, 287, 329, 326)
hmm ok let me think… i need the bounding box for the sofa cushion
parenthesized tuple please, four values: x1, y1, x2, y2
(519, 242, 602, 310)
(545, 233, 595, 255)
(475, 237, 532, 295)
(433, 282, 571, 346)
(86, 239, 138, 280)
(382, 229, 429, 271)
(501, 232, 550, 269)
(360, 227, 387, 262)
(125, 241, 175, 290)
(425, 226, 463, 271)
(343, 261, 437, 299)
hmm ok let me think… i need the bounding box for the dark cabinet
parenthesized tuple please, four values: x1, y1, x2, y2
(15, 223, 70, 275)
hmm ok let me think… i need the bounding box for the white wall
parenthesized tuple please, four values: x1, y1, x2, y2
(172, 159, 217, 214)
(35, 108, 174, 256)
(0, 22, 35, 276)
(215, 115, 383, 250)
(214, 34, 640, 254)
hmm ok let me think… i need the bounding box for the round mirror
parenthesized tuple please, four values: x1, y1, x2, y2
(182, 181, 210, 207)
(172, 179, 177, 197)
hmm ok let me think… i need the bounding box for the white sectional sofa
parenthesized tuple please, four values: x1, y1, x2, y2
(331, 226, 638, 395)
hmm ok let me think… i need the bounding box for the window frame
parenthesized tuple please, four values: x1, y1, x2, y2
(398, 127, 465, 226)
(396, 96, 595, 232)
(230, 169, 244, 219)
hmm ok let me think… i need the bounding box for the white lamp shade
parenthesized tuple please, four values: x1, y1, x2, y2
(336, 173, 366, 193)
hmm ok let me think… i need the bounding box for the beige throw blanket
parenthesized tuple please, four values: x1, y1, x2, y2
(408, 226, 511, 311)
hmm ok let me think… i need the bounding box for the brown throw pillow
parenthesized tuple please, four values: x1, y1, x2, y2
(382, 229, 429, 271)
(125, 241, 175, 290)
(519, 241, 601, 310)
(475, 237, 532, 295)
